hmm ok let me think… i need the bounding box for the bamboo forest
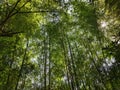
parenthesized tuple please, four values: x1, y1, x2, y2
(0, 0, 120, 90)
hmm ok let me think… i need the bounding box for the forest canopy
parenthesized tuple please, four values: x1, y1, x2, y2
(0, 0, 120, 90)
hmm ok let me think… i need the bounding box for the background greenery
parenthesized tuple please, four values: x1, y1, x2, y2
(0, 0, 120, 90)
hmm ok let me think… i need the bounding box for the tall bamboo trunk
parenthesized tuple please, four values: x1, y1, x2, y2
(44, 31, 47, 90)
(48, 35, 51, 90)
(66, 35, 80, 90)
(83, 39, 108, 90)
(60, 37, 73, 90)
(15, 38, 29, 90)
(5, 37, 18, 90)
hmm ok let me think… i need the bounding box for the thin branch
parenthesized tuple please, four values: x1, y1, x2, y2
(17, 10, 59, 14)
(0, 0, 30, 27)
(0, 31, 24, 37)
(0, 0, 21, 26)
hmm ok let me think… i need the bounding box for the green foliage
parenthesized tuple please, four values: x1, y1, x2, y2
(105, 0, 120, 16)
(0, 0, 120, 90)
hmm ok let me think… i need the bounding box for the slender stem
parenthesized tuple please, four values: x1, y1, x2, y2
(15, 38, 29, 90)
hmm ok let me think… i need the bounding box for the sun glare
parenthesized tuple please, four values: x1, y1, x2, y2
(101, 22, 107, 28)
